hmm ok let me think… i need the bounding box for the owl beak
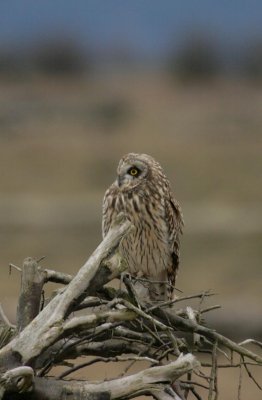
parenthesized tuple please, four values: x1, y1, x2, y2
(117, 175, 123, 187)
(118, 173, 133, 187)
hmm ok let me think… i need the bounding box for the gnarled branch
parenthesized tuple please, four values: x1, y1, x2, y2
(0, 212, 261, 400)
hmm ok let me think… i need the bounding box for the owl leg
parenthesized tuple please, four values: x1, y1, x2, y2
(121, 273, 142, 308)
(149, 282, 168, 302)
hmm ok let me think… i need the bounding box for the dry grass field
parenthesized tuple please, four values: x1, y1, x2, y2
(0, 72, 261, 398)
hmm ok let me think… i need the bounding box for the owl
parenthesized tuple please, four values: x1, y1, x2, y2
(102, 153, 183, 302)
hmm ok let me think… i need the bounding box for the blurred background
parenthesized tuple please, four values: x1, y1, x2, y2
(0, 1, 261, 397)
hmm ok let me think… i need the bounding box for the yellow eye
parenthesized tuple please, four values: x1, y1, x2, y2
(129, 167, 139, 176)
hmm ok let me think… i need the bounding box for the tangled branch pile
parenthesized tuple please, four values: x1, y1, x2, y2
(0, 215, 261, 399)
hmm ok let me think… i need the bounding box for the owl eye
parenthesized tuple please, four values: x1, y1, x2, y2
(128, 167, 140, 176)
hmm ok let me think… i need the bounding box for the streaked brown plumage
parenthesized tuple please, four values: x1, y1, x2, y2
(102, 153, 183, 302)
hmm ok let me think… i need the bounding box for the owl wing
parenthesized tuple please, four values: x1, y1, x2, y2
(102, 183, 118, 238)
(165, 193, 184, 287)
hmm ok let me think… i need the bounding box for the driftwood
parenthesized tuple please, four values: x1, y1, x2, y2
(0, 214, 261, 400)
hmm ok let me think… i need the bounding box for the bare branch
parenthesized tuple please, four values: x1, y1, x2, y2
(0, 366, 34, 397)
(1, 214, 261, 400)
(241, 356, 262, 390)
(16, 257, 46, 332)
(200, 305, 221, 314)
(151, 386, 184, 400)
(238, 361, 242, 400)
(153, 308, 262, 364)
(75, 296, 108, 310)
(63, 309, 136, 335)
(58, 354, 159, 379)
(147, 291, 216, 312)
(110, 298, 172, 333)
(238, 339, 262, 349)
(0, 215, 132, 364)
(44, 269, 73, 284)
(208, 339, 218, 400)
(9, 264, 22, 274)
(0, 326, 15, 351)
(0, 305, 15, 329)
(77, 353, 199, 397)
(33, 354, 199, 400)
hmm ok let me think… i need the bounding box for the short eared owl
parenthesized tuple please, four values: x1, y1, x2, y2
(102, 153, 183, 302)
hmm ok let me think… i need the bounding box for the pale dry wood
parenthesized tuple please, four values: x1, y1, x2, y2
(151, 387, 184, 400)
(0, 215, 132, 365)
(0, 212, 261, 399)
(72, 354, 199, 397)
(34, 354, 199, 400)
(16, 257, 46, 331)
(153, 308, 262, 364)
(0, 305, 15, 329)
(0, 366, 34, 396)
(63, 309, 136, 335)
(44, 268, 73, 284)
(238, 339, 262, 349)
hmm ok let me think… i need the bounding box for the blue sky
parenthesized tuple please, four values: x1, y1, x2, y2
(0, 1, 262, 57)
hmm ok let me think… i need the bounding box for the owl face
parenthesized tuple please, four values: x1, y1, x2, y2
(116, 153, 153, 189)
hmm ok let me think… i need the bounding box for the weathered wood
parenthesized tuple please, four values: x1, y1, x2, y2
(0, 216, 132, 367)
(0, 212, 261, 399)
(16, 258, 46, 332)
(153, 308, 262, 365)
(3, 354, 198, 400)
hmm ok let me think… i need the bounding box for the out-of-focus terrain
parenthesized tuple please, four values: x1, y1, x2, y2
(0, 72, 261, 399)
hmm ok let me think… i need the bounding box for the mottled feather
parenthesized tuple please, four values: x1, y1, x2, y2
(102, 153, 183, 302)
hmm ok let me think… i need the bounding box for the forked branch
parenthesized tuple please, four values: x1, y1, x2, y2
(0, 213, 261, 400)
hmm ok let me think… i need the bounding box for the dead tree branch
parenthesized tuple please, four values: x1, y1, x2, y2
(153, 308, 262, 364)
(16, 257, 46, 331)
(32, 354, 199, 400)
(0, 213, 261, 399)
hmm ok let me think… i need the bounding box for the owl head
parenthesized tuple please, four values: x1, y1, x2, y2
(116, 153, 159, 189)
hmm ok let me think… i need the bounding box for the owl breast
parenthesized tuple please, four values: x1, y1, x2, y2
(108, 187, 172, 299)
